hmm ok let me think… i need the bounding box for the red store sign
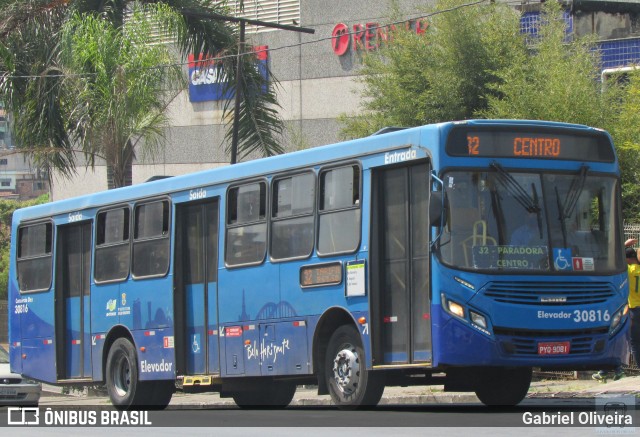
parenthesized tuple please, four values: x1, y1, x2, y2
(331, 18, 429, 56)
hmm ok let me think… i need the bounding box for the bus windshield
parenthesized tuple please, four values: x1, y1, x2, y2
(438, 168, 623, 273)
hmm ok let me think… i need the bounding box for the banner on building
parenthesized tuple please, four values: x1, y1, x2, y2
(188, 45, 269, 103)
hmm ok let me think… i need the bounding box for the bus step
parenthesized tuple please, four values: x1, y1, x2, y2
(57, 378, 94, 384)
(183, 375, 213, 386)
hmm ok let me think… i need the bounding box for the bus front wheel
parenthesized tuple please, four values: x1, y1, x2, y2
(474, 367, 532, 407)
(105, 338, 150, 410)
(324, 325, 384, 409)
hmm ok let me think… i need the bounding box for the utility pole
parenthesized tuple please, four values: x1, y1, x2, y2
(181, 10, 315, 164)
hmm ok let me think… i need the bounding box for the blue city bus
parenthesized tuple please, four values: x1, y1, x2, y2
(8, 120, 629, 409)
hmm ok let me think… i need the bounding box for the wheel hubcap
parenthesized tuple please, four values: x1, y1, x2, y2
(113, 355, 131, 397)
(332, 345, 360, 395)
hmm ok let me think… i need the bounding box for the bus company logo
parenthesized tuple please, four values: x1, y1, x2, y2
(68, 211, 83, 223)
(540, 296, 567, 303)
(189, 188, 206, 201)
(384, 149, 417, 164)
(106, 299, 117, 313)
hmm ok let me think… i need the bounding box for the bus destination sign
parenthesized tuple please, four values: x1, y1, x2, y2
(446, 127, 615, 162)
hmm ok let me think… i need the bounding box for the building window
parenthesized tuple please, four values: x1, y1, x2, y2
(0, 159, 7, 165)
(223, 0, 300, 33)
(95, 207, 130, 283)
(0, 179, 10, 187)
(317, 165, 361, 255)
(17, 223, 53, 292)
(226, 181, 267, 266)
(270, 172, 315, 260)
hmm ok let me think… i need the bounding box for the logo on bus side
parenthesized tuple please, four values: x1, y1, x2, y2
(384, 149, 417, 164)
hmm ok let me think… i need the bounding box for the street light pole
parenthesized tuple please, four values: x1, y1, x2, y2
(230, 20, 245, 165)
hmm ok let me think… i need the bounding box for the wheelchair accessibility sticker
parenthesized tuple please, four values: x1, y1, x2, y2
(554, 249, 573, 271)
(553, 248, 595, 272)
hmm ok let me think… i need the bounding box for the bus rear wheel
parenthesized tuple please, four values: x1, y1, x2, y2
(324, 325, 384, 410)
(105, 338, 150, 410)
(231, 381, 296, 409)
(146, 380, 175, 410)
(474, 367, 532, 407)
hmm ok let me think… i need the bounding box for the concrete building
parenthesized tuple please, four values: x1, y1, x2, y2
(0, 103, 49, 201)
(50, 0, 640, 200)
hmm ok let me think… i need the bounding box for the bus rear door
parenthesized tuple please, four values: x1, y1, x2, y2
(55, 221, 93, 379)
(371, 162, 432, 365)
(174, 199, 220, 381)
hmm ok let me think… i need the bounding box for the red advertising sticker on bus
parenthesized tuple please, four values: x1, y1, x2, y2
(225, 326, 243, 337)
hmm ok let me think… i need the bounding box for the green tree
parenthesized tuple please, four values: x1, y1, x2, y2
(0, 0, 284, 188)
(59, 7, 185, 188)
(479, 1, 615, 129)
(0, 194, 49, 301)
(609, 72, 640, 221)
(339, 0, 523, 139)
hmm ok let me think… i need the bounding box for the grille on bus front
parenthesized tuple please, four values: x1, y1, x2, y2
(494, 327, 609, 356)
(483, 281, 615, 305)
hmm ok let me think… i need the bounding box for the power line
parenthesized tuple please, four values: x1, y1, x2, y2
(1, 0, 545, 80)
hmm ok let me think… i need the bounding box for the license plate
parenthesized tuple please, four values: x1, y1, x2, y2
(538, 341, 570, 355)
(0, 388, 17, 396)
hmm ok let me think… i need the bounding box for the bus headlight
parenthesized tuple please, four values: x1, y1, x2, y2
(470, 310, 487, 330)
(445, 298, 465, 319)
(441, 293, 492, 336)
(610, 305, 628, 333)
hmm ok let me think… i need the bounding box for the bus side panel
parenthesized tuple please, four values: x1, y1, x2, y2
(8, 278, 22, 374)
(118, 276, 174, 331)
(21, 337, 56, 383)
(256, 321, 309, 376)
(90, 282, 119, 381)
(18, 291, 56, 382)
(218, 265, 280, 377)
(91, 283, 120, 335)
(133, 327, 176, 381)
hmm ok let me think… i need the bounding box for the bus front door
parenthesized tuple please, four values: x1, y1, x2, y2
(175, 199, 220, 379)
(371, 163, 432, 365)
(55, 221, 92, 379)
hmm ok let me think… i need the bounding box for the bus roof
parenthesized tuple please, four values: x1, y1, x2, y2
(12, 119, 610, 223)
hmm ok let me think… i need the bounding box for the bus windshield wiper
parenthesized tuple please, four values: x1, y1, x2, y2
(490, 162, 540, 214)
(556, 165, 589, 247)
(560, 165, 589, 220)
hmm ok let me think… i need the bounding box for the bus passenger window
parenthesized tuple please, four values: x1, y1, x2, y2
(226, 182, 267, 266)
(318, 165, 361, 255)
(17, 222, 53, 292)
(132, 200, 170, 278)
(95, 207, 130, 282)
(271, 172, 315, 260)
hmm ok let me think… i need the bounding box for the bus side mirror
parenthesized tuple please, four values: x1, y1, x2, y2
(430, 191, 444, 227)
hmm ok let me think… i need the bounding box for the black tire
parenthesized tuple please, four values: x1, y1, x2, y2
(232, 381, 296, 409)
(105, 338, 150, 410)
(324, 325, 384, 410)
(145, 380, 175, 410)
(474, 367, 532, 407)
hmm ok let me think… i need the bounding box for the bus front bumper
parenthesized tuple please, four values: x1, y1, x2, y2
(431, 306, 630, 369)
